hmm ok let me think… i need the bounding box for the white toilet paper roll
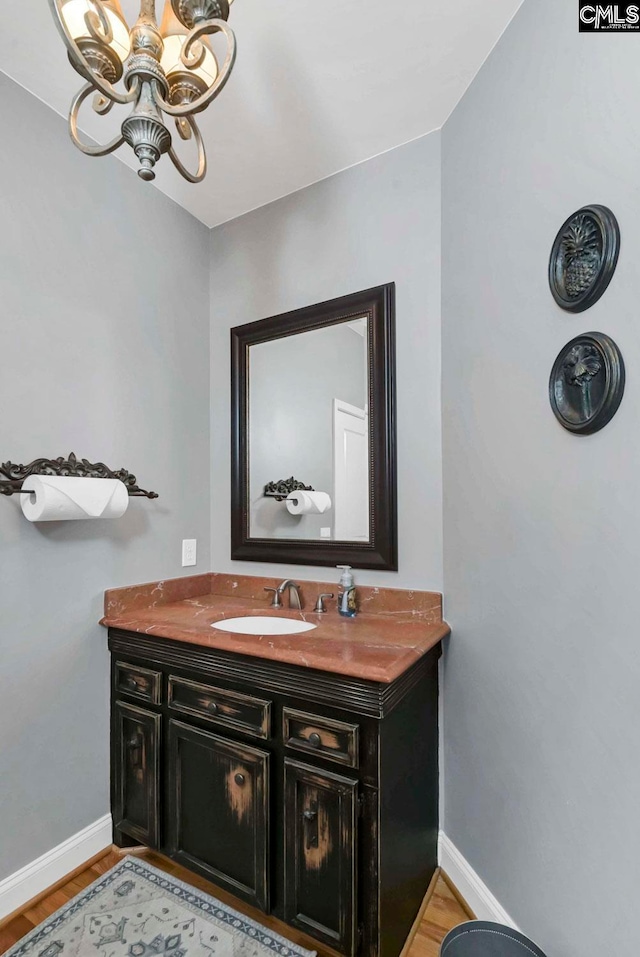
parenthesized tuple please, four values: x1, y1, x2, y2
(21, 476, 129, 522)
(286, 490, 332, 515)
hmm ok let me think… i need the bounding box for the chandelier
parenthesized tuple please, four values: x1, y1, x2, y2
(48, 0, 237, 183)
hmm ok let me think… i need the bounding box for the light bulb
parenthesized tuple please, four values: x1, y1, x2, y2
(161, 35, 218, 87)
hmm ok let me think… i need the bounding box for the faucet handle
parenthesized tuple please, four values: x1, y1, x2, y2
(313, 593, 335, 614)
(264, 587, 283, 609)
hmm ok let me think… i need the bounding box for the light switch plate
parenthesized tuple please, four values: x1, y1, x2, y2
(182, 539, 197, 567)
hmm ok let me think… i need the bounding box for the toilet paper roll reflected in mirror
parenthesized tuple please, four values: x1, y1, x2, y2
(286, 491, 332, 515)
(21, 476, 129, 522)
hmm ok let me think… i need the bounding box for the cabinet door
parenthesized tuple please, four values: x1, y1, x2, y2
(284, 759, 358, 955)
(113, 701, 161, 847)
(167, 719, 270, 911)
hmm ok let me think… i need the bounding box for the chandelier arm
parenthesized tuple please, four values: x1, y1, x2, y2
(84, 6, 113, 45)
(93, 92, 116, 115)
(48, 0, 137, 106)
(156, 19, 237, 117)
(69, 83, 126, 157)
(168, 117, 208, 183)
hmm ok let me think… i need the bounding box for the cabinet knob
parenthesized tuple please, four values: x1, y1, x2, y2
(207, 701, 219, 715)
(235, 773, 246, 786)
(308, 732, 322, 749)
(127, 676, 139, 691)
(303, 809, 317, 822)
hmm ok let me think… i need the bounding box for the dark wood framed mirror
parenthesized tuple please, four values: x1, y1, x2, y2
(231, 284, 397, 570)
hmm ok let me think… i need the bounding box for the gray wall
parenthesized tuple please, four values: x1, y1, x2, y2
(249, 323, 367, 540)
(442, 2, 640, 954)
(0, 75, 210, 880)
(210, 133, 442, 589)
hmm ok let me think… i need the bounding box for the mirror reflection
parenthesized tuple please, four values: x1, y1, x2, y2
(248, 317, 370, 543)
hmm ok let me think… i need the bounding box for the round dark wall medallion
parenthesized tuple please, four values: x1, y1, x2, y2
(549, 205, 620, 312)
(549, 332, 625, 435)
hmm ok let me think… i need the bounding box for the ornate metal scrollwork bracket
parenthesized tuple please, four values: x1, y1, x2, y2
(263, 477, 315, 502)
(0, 453, 159, 498)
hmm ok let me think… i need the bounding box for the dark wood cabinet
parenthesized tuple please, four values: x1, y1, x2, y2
(109, 630, 440, 957)
(284, 759, 358, 954)
(112, 700, 161, 848)
(167, 719, 270, 910)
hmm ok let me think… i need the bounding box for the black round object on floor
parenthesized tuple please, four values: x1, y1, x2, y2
(441, 922, 547, 957)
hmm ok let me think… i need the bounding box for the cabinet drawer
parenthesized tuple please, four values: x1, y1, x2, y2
(115, 661, 162, 705)
(283, 708, 359, 769)
(168, 676, 271, 740)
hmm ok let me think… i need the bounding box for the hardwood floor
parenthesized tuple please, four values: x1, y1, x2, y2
(0, 849, 472, 957)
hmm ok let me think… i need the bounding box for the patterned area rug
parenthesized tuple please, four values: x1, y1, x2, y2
(5, 857, 315, 957)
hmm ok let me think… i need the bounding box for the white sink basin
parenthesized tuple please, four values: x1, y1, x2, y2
(211, 616, 317, 636)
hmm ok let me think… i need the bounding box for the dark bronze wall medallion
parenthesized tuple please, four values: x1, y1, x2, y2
(549, 332, 625, 434)
(549, 206, 620, 312)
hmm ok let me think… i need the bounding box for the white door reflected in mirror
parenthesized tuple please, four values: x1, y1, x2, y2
(333, 399, 369, 542)
(248, 317, 371, 543)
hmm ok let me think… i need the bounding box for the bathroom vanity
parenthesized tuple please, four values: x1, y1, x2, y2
(102, 574, 448, 957)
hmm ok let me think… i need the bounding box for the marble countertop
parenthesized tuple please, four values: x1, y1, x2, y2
(101, 573, 450, 684)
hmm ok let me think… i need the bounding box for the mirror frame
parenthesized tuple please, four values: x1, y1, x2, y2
(231, 283, 397, 570)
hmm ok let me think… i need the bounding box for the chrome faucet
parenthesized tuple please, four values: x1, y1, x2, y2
(277, 580, 304, 610)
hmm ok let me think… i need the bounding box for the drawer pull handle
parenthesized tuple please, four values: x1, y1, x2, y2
(126, 677, 139, 691)
(303, 807, 319, 848)
(207, 701, 219, 715)
(127, 734, 143, 771)
(308, 732, 322, 749)
(234, 773, 246, 786)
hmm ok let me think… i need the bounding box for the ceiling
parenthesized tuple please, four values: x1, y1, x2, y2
(0, 0, 523, 228)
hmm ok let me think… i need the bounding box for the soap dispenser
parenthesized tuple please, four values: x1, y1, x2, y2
(337, 565, 358, 618)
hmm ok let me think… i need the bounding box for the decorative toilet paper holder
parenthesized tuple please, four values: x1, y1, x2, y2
(263, 477, 315, 502)
(0, 453, 159, 499)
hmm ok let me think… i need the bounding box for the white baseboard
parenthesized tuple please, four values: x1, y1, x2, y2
(438, 830, 519, 929)
(0, 815, 112, 922)
(0, 820, 519, 935)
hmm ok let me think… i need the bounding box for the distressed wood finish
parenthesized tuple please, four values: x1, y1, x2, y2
(378, 656, 440, 957)
(167, 720, 270, 911)
(108, 629, 436, 717)
(168, 675, 272, 740)
(284, 760, 358, 954)
(109, 630, 441, 957)
(283, 708, 359, 769)
(112, 702, 161, 848)
(115, 661, 162, 705)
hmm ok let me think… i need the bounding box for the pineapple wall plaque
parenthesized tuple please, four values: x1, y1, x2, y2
(549, 205, 620, 313)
